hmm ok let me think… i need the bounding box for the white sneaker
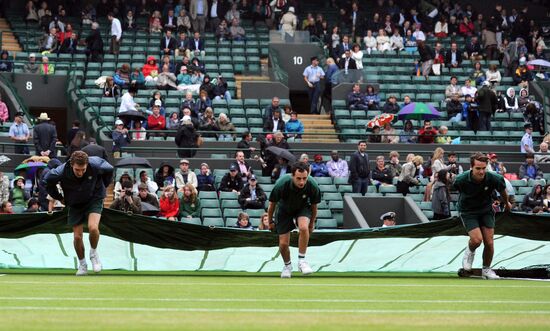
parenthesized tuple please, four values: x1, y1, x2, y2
(462, 248, 475, 271)
(90, 251, 102, 273)
(482, 268, 500, 280)
(298, 260, 313, 275)
(281, 264, 292, 278)
(76, 263, 88, 276)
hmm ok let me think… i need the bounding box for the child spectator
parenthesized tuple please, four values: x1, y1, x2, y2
(179, 183, 201, 219)
(158, 185, 179, 221)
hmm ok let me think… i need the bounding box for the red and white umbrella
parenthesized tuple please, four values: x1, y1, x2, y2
(367, 113, 395, 129)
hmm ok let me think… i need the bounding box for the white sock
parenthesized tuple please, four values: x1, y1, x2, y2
(79, 258, 86, 265)
(90, 248, 96, 256)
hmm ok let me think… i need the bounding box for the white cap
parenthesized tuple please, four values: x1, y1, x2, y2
(288, 6, 295, 13)
(154, 99, 162, 106)
(482, 80, 491, 87)
(115, 119, 124, 125)
(29, 53, 36, 58)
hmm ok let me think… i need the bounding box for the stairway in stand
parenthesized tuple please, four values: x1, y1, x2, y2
(104, 183, 115, 208)
(299, 114, 339, 143)
(0, 18, 22, 53)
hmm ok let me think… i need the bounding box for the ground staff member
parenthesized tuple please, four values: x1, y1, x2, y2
(267, 162, 321, 278)
(303, 56, 324, 114)
(44, 151, 114, 276)
(452, 152, 511, 280)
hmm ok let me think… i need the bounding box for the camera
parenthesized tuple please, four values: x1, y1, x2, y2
(125, 189, 133, 196)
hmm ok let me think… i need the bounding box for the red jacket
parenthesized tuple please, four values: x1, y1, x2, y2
(159, 198, 179, 218)
(418, 128, 438, 144)
(459, 22, 474, 36)
(147, 114, 166, 130)
(142, 56, 158, 77)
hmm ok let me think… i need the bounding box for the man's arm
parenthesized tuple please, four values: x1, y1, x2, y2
(309, 203, 317, 234)
(267, 201, 276, 223)
(43, 167, 64, 202)
(499, 189, 512, 211)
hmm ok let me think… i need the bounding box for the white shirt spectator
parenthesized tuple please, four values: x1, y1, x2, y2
(521, 132, 534, 154)
(351, 49, 363, 69)
(326, 159, 349, 178)
(412, 29, 426, 41)
(119, 92, 137, 113)
(461, 85, 477, 98)
(111, 17, 122, 40)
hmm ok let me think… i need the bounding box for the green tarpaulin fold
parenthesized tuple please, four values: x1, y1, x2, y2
(1, 210, 549, 251)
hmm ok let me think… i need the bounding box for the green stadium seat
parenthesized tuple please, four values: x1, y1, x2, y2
(319, 184, 338, 193)
(180, 218, 202, 225)
(200, 199, 220, 209)
(221, 199, 241, 210)
(199, 191, 218, 199)
(323, 193, 342, 201)
(316, 218, 338, 229)
(203, 218, 225, 227)
(219, 191, 239, 200)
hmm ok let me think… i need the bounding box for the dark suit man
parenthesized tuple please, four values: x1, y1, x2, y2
(263, 109, 286, 133)
(160, 30, 177, 56)
(339, 50, 357, 70)
(189, 32, 205, 57)
(59, 32, 79, 54)
(334, 35, 352, 62)
(230, 150, 254, 183)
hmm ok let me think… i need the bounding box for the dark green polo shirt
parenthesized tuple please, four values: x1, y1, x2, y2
(269, 174, 321, 213)
(452, 170, 506, 214)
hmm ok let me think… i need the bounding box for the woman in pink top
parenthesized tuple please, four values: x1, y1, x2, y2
(0, 94, 9, 124)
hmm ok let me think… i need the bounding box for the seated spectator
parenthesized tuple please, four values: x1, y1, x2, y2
(142, 56, 159, 82)
(368, 125, 382, 143)
(23, 53, 39, 74)
(195, 90, 212, 118)
(536, 143, 550, 164)
(213, 75, 231, 101)
(514, 57, 532, 86)
(114, 171, 134, 199)
(463, 94, 479, 132)
(197, 163, 216, 191)
(371, 155, 393, 187)
(39, 56, 54, 75)
(381, 123, 399, 144)
(123, 10, 138, 31)
(134, 170, 158, 194)
(390, 29, 404, 52)
(219, 164, 243, 193)
(519, 154, 544, 182)
(376, 29, 391, 52)
(166, 112, 180, 130)
(543, 185, 550, 211)
(363, 29, 377, 55)
(58, 31, 78, 54)
(364, 85, 380, 110)
(158, 185, 179, 221)
(149, 11, 163, 33)
(445, 76, 462, 102)
(522, 184, 544, 213)
(130, 120, 146, 140)
(404, 29, 417, 53)
(444, 42, 462, 70)
(326, 150, 348, 178)
(264, 109, 285, 134)
(469, 62, 485, 87)
(382, 95, 400, 114)
(130, 67, 145, 89)
(175, 159, 198, 190)
(110, 180, 142, 214)
(432, 169, 451, 220)
(487, 153, 506, 175)
(103, 77, 121, 98)
(504, 87, 519, 112)
(347, 84, 367, 111)
(154, 162, 176, 191)
(402, 95, 412, 107)
(461, 79, 477, 99)
(189, 32, 205, 58)
(200, 75, 214, 99)
(447, 93, 463, 122)
(485, 64, 501, 87)
(418, 120, 438, 144)
(310, 154, 329, 177)
(215, 19, 230, 42)
(258, 212, 271, 231)
(229, 18, 246, 41)
(0, 51, 13, 72)
(234, 212, 253, 229)
(147, 103, 166, 132)
(180, 91, 196, 117)
(199, 108, 219, 137)
(39, 27, 59, 53)
(236, 131, 255, 159)
(160, 29, 177, 57)
(174, 32, 190, 58)
(181, 107, 199, 129)
(112, 120, 131, 157)
(24, 198, 41, 213)
(351, 44, 363, 70)
(435, 126, 452, 144)
(396, 155, 423, 195)
(0, 201, 13, 214)
(434, 17, 448, 38)
(179, 183, 201, 219)
(399, 120, 417, 143)
(412, 24, 426, 41)
(238, 175, 267, 209)
(113, 64, 131, 88)
(216, 113, 236, 141)
(387, 151, 402, 178)
(0, 95, 9, 124)
(285, 112, 304, 141)
(177, 9, 192, 34)
(459, 17, 475, 37)
(263, 97, 281, 120)
(271, 157, 291, 183)
(518, 88, 530, 111)
(157, 64, 177, 90)
(9, 176, 30, 208)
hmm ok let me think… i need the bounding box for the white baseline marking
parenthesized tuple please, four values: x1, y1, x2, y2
(1, 297, 549, 305)
(1, 306, 550, 315)
(1, 281, 550, 288)
(0, 274, 5, 277)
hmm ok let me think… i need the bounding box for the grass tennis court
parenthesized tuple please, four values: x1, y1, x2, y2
(0, 270, 549, 330)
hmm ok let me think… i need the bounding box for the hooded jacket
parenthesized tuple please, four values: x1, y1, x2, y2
(431, 180, 450, 216)
(504, 87, 519, 111)
(522, 185, 544, 212)
(518, 161, 543, 180)
(43, 156, 113, 208)
(154, 162, 175, 189)
(142, 56, 159, 77)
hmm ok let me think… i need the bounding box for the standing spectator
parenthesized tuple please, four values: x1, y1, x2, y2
(349, 141, 370, 195)
(238, 175, 267, 209)
(0, 95, 8, 124)
(197, 163, 216, 191)
(397, 155, 423, 195)
(519, 154, 544, 182)
(118, 87, 139, 115)
(482, 26, 498, 61)
(219, 164, 243, 193)
(475, 81, 497, 131)
(175, 159, 198, 190)
(179, 183, 201, 219)
(417, 40, 434, 77)
(310, 154, 329, 177)
(23, 53, 39, 74)
(108, 12, 122, 55)
(190, 0, 209, 34)
(67, 131, 89, 157)
(158, 186, 179, 221)
(432, 169, 451, 220)
(175, 116, 199, 158)
(417, 120, 438, 144)
(280, 6, 297, 41)
(33, 113, 57, 157)
(347, 84, 367, 111)
(463, 94, 480, 132)
(371, 155, 393, 187)
(521, 122, 535, 154)
(303, 56, 324, 114)
(85, 22, 104, 62)
(111, 120, 131, 157)
(237, 131, 255, 159)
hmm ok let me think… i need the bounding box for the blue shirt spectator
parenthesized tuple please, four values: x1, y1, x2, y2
(285, 112, 304, 140)
(310, 155, 329, 177)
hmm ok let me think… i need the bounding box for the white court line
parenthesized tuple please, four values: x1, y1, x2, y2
(1, 281, 550, 288)
(0, 297, 549, 305)
(1, 306, 550, 315)
(0, 274, 5, 277)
